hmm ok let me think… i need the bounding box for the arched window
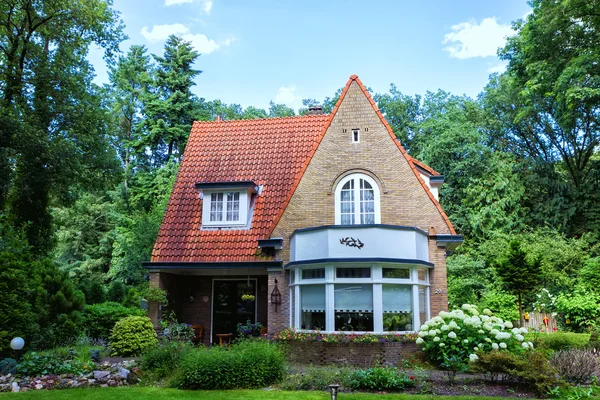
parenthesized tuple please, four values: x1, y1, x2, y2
(335, 173, 381, 225)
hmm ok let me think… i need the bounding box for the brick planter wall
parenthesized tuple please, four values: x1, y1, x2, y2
(282, 341, 422, 367)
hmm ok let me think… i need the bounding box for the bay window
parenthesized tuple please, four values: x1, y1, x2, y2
(290, 264, 430, 333)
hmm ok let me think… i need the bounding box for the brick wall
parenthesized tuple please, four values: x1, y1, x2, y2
(269, 80, 451, 331)
(283, 341, 422, 367)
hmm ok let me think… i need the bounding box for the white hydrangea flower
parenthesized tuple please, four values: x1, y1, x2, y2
(441, 325, 449, 331)
(473, 346, 479, 351)
(469, 353, 479, 362)
(429, 330, 437, 336)
(439, 343, 445, 347)
(528, 342, 534, 349)
(504, 321, 513, 329)
(495, 332, 511, 340)
(420, 325, 429, 331)
(464, 339, 469, 343)
(436, 329, 441, 334)
(478, 330, 485, 334)
(448, 331, 457, 339)
(471, 309, 480, 316)
(416, 338, 424, 345)
(490, 329, 500, 336)
(434, 336, 440, 342)
(515, 334, 524, 342)
(521, 342, 529, 349)
(448, 321, 458, 330)
(492, 343, 499, 349)
(520, 327, 528, 334)
(485, 338, 492, 343)
(483, 308, 492, 316)
(499, 342, 507, 349)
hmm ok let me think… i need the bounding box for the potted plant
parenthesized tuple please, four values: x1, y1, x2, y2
(236, 320, 263, 338)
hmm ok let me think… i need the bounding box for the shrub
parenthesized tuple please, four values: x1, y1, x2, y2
(110, 316, 158, 356)
(160, 311, 194, 342)
(509, 351, 563, 395)
(171, 340, 285, 389)
(0, 358, 17, 375)
(278, 365, 355, 391)
(550, 349, 599, 383)
(529, 332, 590, 352)
(82, 301, 145, 341)
(416, 304, 531, 373)
(554, 290, 600, 332)
(471, 350, 526, 382)
(141, 341, 194, 379)
(349, 366, 415, 391)
(478, 290, 519, 323)
(15, 352, 94, 376)
(107, 281, 127, 304)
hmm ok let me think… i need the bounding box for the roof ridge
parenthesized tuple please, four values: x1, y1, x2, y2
(193, 114, 329, 124)
(340, 75, 457, 235)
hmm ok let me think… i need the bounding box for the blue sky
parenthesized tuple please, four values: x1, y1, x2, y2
(90, 0, 531, 111)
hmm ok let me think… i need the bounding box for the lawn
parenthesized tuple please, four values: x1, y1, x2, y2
(0, 387, 524, 400)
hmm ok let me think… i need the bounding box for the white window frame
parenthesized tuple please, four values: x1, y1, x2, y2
(202, 190, 248, 227)
(290, 264, 429, 334)
(334, 173, 381, 225)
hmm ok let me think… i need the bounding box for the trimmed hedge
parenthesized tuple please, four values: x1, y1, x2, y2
(82, 302, 145, 341)
(171, 340, 285, 389)
(528, 332, 590, 352)
(110, 316, 158, 356)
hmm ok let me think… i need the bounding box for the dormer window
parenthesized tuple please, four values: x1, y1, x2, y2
(196, 181, 258, 228)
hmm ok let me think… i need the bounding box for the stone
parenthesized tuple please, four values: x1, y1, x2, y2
(93, 370, 110, 380)
(88, 379, 96, 384)
(117, 367, 130, 379)
(11, 382, 20, 392)
(101, 384, 108, 388)
(35, 384, 43, 390)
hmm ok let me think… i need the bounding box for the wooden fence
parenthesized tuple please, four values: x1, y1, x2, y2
(521, 312, 557, 332)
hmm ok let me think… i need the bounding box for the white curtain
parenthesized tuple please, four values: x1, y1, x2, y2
(334, 284, 373, 312)
(301, 285, 325, 312)
(382, 285, 412, 313)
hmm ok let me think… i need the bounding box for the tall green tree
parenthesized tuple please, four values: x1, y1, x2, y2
(493, 240, 541, 327)
(141, 35, 200, 167)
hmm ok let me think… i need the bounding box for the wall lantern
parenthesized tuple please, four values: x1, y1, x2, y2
(271, 279, 282, 312)
(524, 312, 530, 322)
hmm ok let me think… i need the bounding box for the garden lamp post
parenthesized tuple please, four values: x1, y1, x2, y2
(329, 384, 340, 400)
(10, 337, 24, 360)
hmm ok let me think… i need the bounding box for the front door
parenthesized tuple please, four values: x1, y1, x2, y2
(212, 279, 256, 343)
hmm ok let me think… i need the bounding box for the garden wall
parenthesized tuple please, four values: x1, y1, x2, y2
(283, 341, 421, 367)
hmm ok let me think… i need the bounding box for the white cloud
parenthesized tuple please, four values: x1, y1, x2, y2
(165, 0, 193, 5)
(203, 0, 213, 14)
(275, 86, 300, 107)
(488, 62, 507, 74)
(141, 23, 189, 42)
(443, 17, 514, 59)
(140, 24, 233, 55)
(164, 0, 212, 14)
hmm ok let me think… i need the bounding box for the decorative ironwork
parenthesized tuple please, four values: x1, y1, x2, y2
(271, 279, 282, 312)
(434, 288, 443, 295)
(339, 237, 364, 250)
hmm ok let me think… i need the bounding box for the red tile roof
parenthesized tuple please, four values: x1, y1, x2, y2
(151, 75, 456, 263)
(406, 155, 441, 176)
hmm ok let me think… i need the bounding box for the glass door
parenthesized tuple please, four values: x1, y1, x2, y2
(212, 280, 256, 343)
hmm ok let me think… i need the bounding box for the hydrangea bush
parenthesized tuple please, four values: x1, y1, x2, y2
(416, 304, 532, 370)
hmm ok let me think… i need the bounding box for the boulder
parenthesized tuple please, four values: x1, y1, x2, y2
(93, 370, 110, 380)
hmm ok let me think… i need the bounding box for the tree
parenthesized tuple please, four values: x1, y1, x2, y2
(268, 101, 295, 117)
(141, 35, 200, 167)
(373, 85, 421, 150)
(493, 240, 541, 326)
(495, 0, 600, 235)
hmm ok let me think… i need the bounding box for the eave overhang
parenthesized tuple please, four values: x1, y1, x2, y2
(435, 234, 464, 252)
(143, 260, 282, 271)
(194, 180, 258, 192)
(285, 257, 434, 269)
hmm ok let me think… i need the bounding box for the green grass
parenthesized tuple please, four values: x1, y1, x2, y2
(0, 387, 524, 400)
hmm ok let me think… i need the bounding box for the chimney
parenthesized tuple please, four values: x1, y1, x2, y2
(307, 105, 323, 115)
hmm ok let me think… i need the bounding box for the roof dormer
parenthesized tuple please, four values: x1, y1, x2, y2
(195, 181, 260, 229)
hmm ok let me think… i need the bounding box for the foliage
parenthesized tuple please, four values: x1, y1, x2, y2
(272, 329, 418, 343)
(0, 358, 17, 375)
(550, 349, 599, 383)
(555, 291, 600, 332)
(160, 311, 195, 342)
(146, 288, 169, 306)
(109, 316, 158, 356)
(349, 366, 416, 392)
(470, 350, 524, 382)
(15, 351, 95, 377)
(171, 340, 285, 390)
(141, 341, 194, 379)
(278, 365, 356, 391)
(236, 320, 263, 338)
(493, 240, 541, 325)
(528, 332, 590, 352)
(477, 290, 519, 323)
(82, 301, 145, 341)
(416, 305, 531, 373)
(78, 276, 107, 305)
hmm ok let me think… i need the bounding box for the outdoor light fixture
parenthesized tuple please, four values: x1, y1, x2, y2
(10, 337, 24, 351)
(329, 384, 340, 400)
(271, 279, 282, 312)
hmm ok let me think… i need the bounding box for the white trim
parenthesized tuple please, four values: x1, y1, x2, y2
(334, 173, 381, 225)
(202, 190, 249, 227)
(211, 278, 257, 344)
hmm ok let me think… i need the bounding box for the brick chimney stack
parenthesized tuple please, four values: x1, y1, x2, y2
(307, 106, 323, 115)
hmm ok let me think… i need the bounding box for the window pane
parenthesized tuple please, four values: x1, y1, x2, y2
(418, 285, 428, 328)
(383, 268, 410, 279)
(302, 268, 325, 280)
(382, 284, 413, 331)
(301, 285, 325, 330)
(334, 284, 373, 331)
(210, 193, 223, 221)
(226, 192, 240, 221)
(359, 179, 375, 225)
(336, 268, 371, 279)
(341, 214, 354, 225)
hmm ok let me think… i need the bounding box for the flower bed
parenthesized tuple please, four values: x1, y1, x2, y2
(273, 329, 420, 367)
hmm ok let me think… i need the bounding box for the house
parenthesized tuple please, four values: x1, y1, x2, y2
(144, 75, 462, 344)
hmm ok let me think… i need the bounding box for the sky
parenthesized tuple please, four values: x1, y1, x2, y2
(89, 0, 532, 111)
